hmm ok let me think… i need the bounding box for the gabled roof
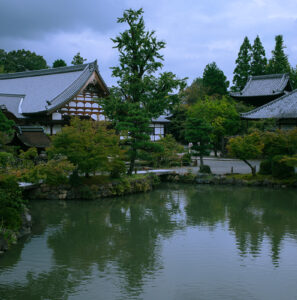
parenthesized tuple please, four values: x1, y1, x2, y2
(0, 61, 108, 116)
(241, 89, 297, 119)
(0, 93, 26, 119)
(231, 73, 291, 98)
(8, 126, 51, 148)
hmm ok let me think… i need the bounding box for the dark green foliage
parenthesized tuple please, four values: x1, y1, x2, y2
(71, 52, 86, 65)
(0, 110, 15, 146)
(100, 8, 186, 175)
(0, 175, 26, 231)
(267, 35, 290, 74)
(199, 165, 211, 174)
(0, 207, 21, 231)
(1, 49, 47, 72)
(272, 156, 295, 179)
(233, 37, 252, 91)
(289, 66, 297, 89)
(109, 159, 126, 178)
(185, 117, 212, 165)
(53, 59, 67, 68)
(251, 35, 267, 76)
(202, 62, 229, 96)
(182, 153, 192, 166)
(167, 104, 187, 144)
(182, 78, 208, 105)
(259, 159, 272, 175)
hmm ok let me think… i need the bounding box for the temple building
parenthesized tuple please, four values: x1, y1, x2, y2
(241, 89, 297, 129)
(230, 73, 292, 107)
(0, 61, 169, 148)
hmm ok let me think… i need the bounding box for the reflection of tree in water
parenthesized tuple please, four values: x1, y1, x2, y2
(184, 185, 297, 265)
(1, 185, 297, 299)
(0, 187, 185, 299)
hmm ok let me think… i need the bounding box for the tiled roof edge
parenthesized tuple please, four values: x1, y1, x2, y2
(241, 88, 297, 119)
(0, 63, 91, 80)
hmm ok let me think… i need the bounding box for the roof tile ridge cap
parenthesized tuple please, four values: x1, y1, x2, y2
(251, 73, 284, 80)
(0, 64, 88, 79)
(241, 89, 297, 116)
(46, 63, 92, 108)
(0, 92, 26, 97)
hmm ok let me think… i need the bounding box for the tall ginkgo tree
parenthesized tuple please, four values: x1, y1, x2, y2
(100, 9, 186, 175)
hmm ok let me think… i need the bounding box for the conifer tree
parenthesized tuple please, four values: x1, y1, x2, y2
(233, 37, 252, 91)
(267, 35, 290, 74)
(202, 62, 229, 96)
(251, 35, 267, 76)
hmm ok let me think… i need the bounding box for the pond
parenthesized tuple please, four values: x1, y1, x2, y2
(1, 184, 297, 300)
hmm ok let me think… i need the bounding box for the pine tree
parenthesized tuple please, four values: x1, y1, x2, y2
(202, 62, 229, 96)
(71, 52, 86, 65)
(267, 35, 290, 74)
(233, 37, 252, 91)
(251, 35, 267, 76)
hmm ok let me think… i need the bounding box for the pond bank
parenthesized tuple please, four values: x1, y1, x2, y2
(162, 172, 297, 188)
(25, 174, 160, 200)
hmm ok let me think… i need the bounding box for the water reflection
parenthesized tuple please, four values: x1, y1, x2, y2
(0, 184, 297, 299)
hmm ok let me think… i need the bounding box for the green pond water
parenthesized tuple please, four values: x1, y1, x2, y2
(1, 184, 297, 300)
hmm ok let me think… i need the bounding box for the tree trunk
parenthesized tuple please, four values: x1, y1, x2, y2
(243, 159, 256, 176)
(128, 149, 136, 176)
(200, 155, 204, 166)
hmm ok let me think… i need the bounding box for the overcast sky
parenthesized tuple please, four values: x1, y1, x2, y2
(1, 0, 297, 87)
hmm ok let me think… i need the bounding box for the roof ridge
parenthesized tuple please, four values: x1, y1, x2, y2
(0, 93, 26, 97)
(250, 73, 288, 80)
(0, 61, 97, 80)
(241, 88, 297, 117)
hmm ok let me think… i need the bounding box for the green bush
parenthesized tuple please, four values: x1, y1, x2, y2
(0, 207, 21, 231)
(199, 165, 211, 174)
(109, 159, 126, 178)
(21, 158, 75, 185)
(259, 160, 272, 175)
(0, 152, 15, 171)
(272, 156, 295, 179)
(182, 153, 192, 166)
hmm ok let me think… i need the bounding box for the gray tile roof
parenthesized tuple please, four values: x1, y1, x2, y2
(0, 93, 26, 119)
(241, 89, 297, 119)
(231, 73, 291, 98)
(0, 61, 108, 115)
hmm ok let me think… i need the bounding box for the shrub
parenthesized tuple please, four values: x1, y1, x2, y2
(0, 207, 21, 231)
(21, 158, 75, 185)
(182, 153, 192, 166)
(259, 160, 272, 175)
(0, 152, 15, 171)
(199, 165, 211, 174)
(272, 156, 295, 179)
(109, 158, 126, 178)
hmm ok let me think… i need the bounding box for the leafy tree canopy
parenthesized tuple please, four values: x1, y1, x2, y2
(99, 8, 186, 175)
(71, 52, 87, 65)
(202, 62, 229, 96)
(251, 35, 267, 76)
(53, 59, 67, 68)
(227, 131, 264, 175)
(182, 77, 208, 105)
(1, 49, 47, 73)
(267, 35, 290, 74)
(48, 118, 123, 176)
(0, 110, 15, 147)
(233, 36, 252, 91)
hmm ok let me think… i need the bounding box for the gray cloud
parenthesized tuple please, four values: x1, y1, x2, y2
(0, 0, 126, 39)
(1, 0, 297, 87)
